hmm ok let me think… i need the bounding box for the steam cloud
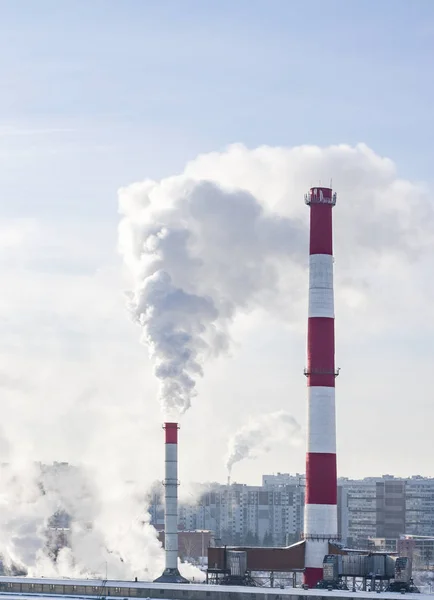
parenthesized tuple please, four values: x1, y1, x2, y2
(118, 180, 305, 418)
(225, 411, 303, 474)
(2, 142, 434, 580)
(0, 462, 156, 579)
(118, 143, 434, 419)
(0, 462, 201, 581)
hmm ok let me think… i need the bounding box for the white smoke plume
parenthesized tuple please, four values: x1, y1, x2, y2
(118, 144, 434, 419)
(118, 180, 305, 418)
(225, 411, 303, 475)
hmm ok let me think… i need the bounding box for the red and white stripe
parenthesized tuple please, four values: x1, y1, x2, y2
(303, 187, 338, 588)
(164, 422, 179, 572)
(154, 423, 189, 584)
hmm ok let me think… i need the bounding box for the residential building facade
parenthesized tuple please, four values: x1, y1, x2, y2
(149, 474, 434, 549)
(149, 476, 305, 547)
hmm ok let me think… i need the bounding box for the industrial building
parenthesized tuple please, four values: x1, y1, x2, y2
(2, 184, 430, 593)
(155, 527, 214, 563)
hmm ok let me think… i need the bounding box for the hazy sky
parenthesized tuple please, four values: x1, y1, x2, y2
(1, 0, 434, 485)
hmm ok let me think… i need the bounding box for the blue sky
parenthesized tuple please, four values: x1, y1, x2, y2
(1, 0, 434, 220)
(1, 1, 434, 481)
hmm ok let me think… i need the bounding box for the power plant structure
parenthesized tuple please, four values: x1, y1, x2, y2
(207, 186, 418, 593)
(303, 186, 339, 587)
(154, 422, 189, 584)
(154, 187, 340, 587)
(208, 186, 342, 587)
(0, 184, 425, 598)
(159, 187, 341, 587)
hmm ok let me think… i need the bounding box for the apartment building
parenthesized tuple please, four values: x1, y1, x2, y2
(149, 476, 305, 547)
(342, 476, 434, 547)
(405, 477, 434, 536)
(149, 474, 434, 549)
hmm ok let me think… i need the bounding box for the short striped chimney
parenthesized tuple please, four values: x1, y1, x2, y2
(154, 422, 189, 584)
(303, 187, 339, 587)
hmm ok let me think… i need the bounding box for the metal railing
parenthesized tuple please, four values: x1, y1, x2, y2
(304, 191, 337, 206)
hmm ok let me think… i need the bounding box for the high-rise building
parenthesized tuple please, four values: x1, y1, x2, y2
(149, 480, 305, 547)
(341, 476, 434, 546)
(376, 478, 406, 539)
(405, 477, 434, 536)
(149, 474, 434, 550)
(339, 478, 377, 546)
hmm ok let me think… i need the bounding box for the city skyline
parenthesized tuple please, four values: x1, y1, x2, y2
(149, 471, 434, 560)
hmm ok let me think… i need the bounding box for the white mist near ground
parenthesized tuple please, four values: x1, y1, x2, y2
(225, 411, 303, 475)
(0, 462, 54, 574)
(0, 461, 163, 579)
(0, 443, 203, 580)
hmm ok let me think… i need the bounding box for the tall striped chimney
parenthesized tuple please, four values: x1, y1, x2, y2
(154, 422, 189, 584)
(303, 186, 338, 587)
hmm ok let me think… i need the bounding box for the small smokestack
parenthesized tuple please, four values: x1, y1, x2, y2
(154, 423, 189, 584)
